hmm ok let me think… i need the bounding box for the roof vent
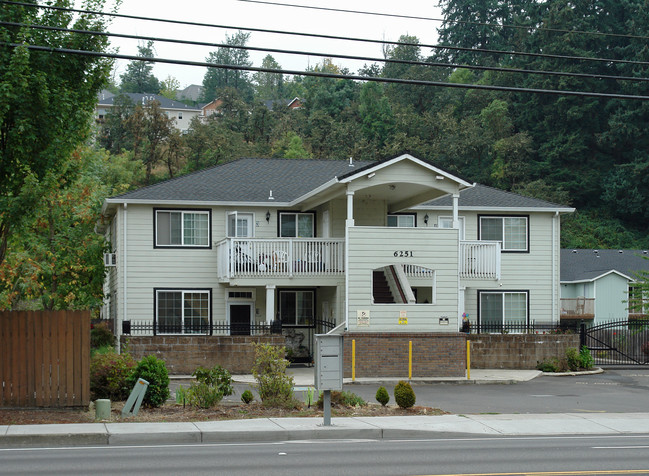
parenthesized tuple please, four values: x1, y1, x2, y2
(349, 157, 354, 167)
(619, 250, 623, 253)
(572, 250, 577, 253)
(594, 249, 599, 254)
(268, 190, 274, 200)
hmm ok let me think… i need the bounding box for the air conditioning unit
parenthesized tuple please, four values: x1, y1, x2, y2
(104, 252, 117, 267)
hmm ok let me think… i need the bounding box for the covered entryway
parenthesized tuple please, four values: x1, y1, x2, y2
(581, 319, 649, 366)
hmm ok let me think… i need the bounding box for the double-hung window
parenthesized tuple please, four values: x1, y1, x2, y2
(279, 212, 314, 238)
(156, 289, 211, 334)
(479, 291, 528, 329)
(387, 214, 415, 228)
(155, 210, 210, 247)
(479, 215, 528, 251)
(279, 290, 314, 325)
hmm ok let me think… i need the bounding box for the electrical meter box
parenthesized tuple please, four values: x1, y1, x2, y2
(314, 334, 343, 391)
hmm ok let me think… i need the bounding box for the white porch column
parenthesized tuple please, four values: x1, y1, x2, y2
(265, 284, 276, 325)
(346, 190, 355, 226)
(452, 193, 460, 229)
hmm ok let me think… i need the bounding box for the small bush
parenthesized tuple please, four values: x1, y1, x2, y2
(394, 381, 416, 409)
(186, 382, 223, 408)
(126, 355, 170, 408)
(579, 346, 594, 370)
(565, 347, 580, 371)
(192, 365, 233, 396)
(250, 343, 297, 408)
(91, 322, 115, 349)
(317, 390, 366, 408)
(376, 386, 390, 406)
(175, 385, 188, 406)
(536, 358, 559, 372)
(241, 389, 254, 404)
(90, 351, 136, 401)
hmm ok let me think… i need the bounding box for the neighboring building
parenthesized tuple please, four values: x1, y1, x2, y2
(560, 249, 649, 323)
(97, 154, 574, 376)
(177, 84, 203, 102)
(95, 92, 202, 132)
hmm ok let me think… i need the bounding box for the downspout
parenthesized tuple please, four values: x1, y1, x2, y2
(553, 211, 558, 324)
(119, 203, 128, 354)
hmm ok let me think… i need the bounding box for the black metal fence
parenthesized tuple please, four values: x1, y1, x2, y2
(580, 319, 649, 366)
(466, 320, 580, 334)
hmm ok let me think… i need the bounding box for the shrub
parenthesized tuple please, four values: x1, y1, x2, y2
(186, 382, 223, 408)
(536, 358, 559, 372)
(565, 347, 580, 371)
(250, 343, 298, 408)
(126, 355, 170, 408)
(376, 386, 390, 406)
(192, 365, 233, 396)
(394, 381, 416, 409)
(579, 346, 594, 370)
(90, 351, 136, 401)
(91, 322, 115, 349)
(241, 389, 254, 404)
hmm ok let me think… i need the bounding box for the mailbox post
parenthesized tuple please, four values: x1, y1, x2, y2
(314, 334, 343, 426)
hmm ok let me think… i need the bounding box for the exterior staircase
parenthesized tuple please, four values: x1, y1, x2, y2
(373, 270, 395, 304)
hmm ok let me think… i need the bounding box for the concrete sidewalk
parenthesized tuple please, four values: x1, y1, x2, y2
(2, 412, 648, 448)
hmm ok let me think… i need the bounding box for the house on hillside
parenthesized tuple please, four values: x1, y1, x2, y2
(96, 154, 574, 376)
(95, 92, 202, 132)
(560, 249, 649, 323)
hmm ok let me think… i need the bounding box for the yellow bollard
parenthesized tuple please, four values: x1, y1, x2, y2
(409, 340, 412, 380)
(352, 339, 356, 381)
(467, 340, 471, 380)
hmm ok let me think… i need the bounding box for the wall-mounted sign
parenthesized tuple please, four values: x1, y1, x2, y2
(398, 310, 407, 325)
(439, 317, 449, 325)
(357, 310, 370, 326)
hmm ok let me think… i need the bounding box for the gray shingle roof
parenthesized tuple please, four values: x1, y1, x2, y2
(561, 249, 649, 282)
(97, 93, 201, 111)
(423, 183, 572, 210)
(111, 158, 373, 203)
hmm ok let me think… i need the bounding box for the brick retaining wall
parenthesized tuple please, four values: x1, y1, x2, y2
(125, 335, 285, 374)
(343, 333, 467, 378)
(468, 333, 580, 369)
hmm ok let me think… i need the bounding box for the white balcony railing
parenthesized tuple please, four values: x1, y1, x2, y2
(459, 241, 501, 280)
(216, 238, 345, 280)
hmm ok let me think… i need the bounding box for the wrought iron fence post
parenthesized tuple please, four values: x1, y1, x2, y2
(579, 321, 586, 348)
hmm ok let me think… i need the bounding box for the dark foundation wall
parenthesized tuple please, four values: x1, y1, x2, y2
(126, 335, 285, 374)
(343, 333, 468, 378)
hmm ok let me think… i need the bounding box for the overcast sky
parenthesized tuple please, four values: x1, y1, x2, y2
(103, 0, 443, 89)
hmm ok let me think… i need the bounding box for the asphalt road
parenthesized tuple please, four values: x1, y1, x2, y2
(2, 434, 649, 475)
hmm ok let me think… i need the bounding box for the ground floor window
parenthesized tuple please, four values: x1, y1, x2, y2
(279, 289, 314, 325)
(155, 289, 211, 334)
(479, 291, 528, 328)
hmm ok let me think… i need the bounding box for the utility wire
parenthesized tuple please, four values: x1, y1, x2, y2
(237, 0, 649, 42)
(7, 21, 649, 84)
(4, 42, 649, 101)
(4, 0, 649, 68)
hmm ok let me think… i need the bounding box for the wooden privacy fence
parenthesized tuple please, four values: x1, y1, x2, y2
(0, 310, 90, 407)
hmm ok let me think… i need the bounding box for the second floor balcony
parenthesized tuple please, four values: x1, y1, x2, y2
(216, 237, 502, 281)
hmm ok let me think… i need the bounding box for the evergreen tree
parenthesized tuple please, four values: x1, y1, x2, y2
(120, 41, 161, 94)
(201, 31, 254, 103)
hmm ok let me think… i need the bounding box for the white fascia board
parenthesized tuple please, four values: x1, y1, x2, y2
(287, 177, 341, 206)
(412, 205, 576, 213)
(103, 198, 293, 209)
(337, 154, 473, 187)
(561, 270, 634, 284)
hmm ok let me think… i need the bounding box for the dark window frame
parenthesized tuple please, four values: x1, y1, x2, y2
(477, 214, 529, 253)
(153, 208, 212, 249)
(153, 287, 213, 335)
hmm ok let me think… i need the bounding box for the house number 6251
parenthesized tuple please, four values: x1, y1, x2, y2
(393, 251, 414, 257)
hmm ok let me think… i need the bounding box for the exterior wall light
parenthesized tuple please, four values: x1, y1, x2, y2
(266, 211, 271, 223)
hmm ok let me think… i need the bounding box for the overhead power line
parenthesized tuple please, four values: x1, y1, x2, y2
(4, 42, 649, 101)
(7, 20, 649, 84)
(4, 0, 649, 69)
(236, 0, 649, 42)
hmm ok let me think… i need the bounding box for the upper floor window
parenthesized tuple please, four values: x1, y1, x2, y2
(280, 212, 314, 238)
(155, 209, 210, 248)
(227, 212, 253, 238)
(387, 214, 415, 228)
(479, 215, 528, 252)
(438, 216, 466, 240)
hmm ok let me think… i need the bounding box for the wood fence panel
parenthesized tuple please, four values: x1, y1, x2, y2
(0, 311, 90, 408)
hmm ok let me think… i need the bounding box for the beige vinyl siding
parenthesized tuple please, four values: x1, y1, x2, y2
(346, 226, 459, 332)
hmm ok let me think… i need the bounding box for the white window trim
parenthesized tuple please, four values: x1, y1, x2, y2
(479, 215, 529, 252)
(155, 209, 211, 248)
(155, 289, 211, 335)
(438, 216, 465, 240)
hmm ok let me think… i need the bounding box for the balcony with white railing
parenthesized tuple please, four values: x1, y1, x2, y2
(216, 238, 346, 280)
(459, 241, 501, 280)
